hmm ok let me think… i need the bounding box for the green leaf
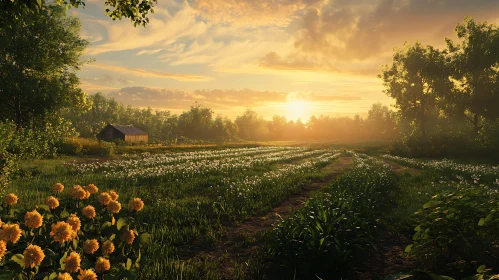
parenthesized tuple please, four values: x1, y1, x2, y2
(404, 244, 413, 253)
(414, 225, 421, 231)
(126, 258, 132, 270)
(59, 251, 68, 270)
(10, 254, 24, 267)
(116, 217, 128, 231)
(37, 204, 50, 212)
(478, 218, 485, 226)
(0, 271, 14, 280)
(477, 265, 487, 274)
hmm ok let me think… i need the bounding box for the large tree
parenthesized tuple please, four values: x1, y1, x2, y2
(446, 17, 499, 135)
(0, 5, 89, 129)
(379, 42, 452, 139)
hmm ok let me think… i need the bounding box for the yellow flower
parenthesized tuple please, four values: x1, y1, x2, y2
(84, 184, 98, 194)
(0, 240, 6, 260)
(50, 221, 75, 243)
(109, 190, 119, 201)
(23, 244, 45, 268)
(97, 192, 112, 206)
(107, 200, 121, 214)
(95, 257, 110, 273)
(66, 214, 81, 232)
(129, 198, 144, 212)
(101, 240, 115, 256)
(24, 210, 43, 228)
(122, 230, 135, 245)
(69, 185, 89, 200)
(2, 223, 22, 243)
(53, 183, 65, 193)
(82, 205, 96, 219)
(45, 196, 60, 209)
(64, 251, 81, 273)
(83, 239, 99, 254)
(57, 273, 73, 280)
(77, 269, 97, 280)
(3, 193, 18, 206)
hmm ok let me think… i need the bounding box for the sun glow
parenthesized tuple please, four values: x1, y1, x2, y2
(286, 99, 310, 121)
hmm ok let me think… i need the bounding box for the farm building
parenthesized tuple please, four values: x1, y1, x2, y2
(97, 124, 148, 143)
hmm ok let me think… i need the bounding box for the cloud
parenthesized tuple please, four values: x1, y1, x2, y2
(136, 49, 162, 56)
(86, 63, 212, 81)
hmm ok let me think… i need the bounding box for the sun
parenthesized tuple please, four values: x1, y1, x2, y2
(286, 99, 310, 121)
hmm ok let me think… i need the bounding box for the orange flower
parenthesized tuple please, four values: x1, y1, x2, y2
(45, 196, 60, 209)
(83, 239, 99, 254)
(0, 240, 6, 260)
(53, 183, 64, 193)
(122, 230, 135, 244)
(50, 221, 75, 243)
(24, 210, 43, 228)
(64, 251, 81, 273)
(129, 198, 144, 212)
(109, 190, 119, 201)
(97, 192, 112, 206)
(57, 273, 73, 280)
(66, 214, 81, 232)
(3, 193, 18, 206)
(2, 223, 22, 243)
(82, 205, 96, 219)
(84, 184, 98, 194)
(107, 200, 121, 214)
(77, 269, 97, 280)
(95, 257, 110, 273)
(101, 240, 115, 256)
(69, 185, 88, 200)
(23, 244, 45, 268)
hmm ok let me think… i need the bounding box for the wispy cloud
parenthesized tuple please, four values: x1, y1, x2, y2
(136, 49, 162, 56)
(86, 63, 212, 81)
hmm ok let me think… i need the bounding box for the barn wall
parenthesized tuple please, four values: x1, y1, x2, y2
(124, 135, 148, 143)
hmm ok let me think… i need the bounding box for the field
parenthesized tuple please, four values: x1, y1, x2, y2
(3, 144, 499, 279)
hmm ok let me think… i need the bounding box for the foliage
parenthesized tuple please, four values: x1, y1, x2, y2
(0, 185, 149, 279)
(62, 138, 115, 156)
(266, 152, 397, 279)
(0, 4, 89, 129)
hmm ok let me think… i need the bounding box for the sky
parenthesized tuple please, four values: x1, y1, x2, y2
(75, 0, 499, 120)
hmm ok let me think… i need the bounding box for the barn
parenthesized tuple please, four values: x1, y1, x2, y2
(97, 124, 148, 143)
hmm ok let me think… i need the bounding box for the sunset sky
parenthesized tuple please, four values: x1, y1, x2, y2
(76, 0, 499, 120)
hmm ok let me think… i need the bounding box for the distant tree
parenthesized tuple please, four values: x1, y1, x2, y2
(2, 0, 155, 27)
(178, 103, 213, 140)
(366, 103, 397, 140)
(446, 17, 499, 135)
(379, 42, 452, 139)
(235, 109, 267, 140)
(0, 5, 89, 129)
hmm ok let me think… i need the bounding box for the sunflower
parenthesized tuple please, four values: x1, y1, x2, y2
(64, 251, 81, 273)
(2, 223, 22, 243)
(50, 221, 75, 243)
(109, 190, 119, 201)
(24, 210, 43, 228)
(45, 196, 60, 209)
(83, 239, 99, 255)
(122, 230, 135, 245)
(0, 240, 6, 260)
(77, 269, 97, 280)
(66, 214, 81, 232)
(23, 244, 45, 268)
(84, 184, 98, 194)
(3, 193, 18, 206)
(95, 257, 111, 273)
(82, 205, 96, 219)
(97, 192, 112, 206)
(129, 198, 144, 212)
(107, 200, 121, 214)
(70, 185, 87, 200)
(57, 273, 73, 280)
(53, 183, 65, 193)
(101, 240, 115, 256)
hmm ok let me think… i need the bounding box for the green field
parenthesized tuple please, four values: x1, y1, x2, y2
(2, 145, 499, 279)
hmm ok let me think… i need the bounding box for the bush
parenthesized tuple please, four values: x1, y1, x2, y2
(62, 138, 115, 156)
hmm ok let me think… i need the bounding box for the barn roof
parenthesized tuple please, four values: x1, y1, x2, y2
(109, 124, 147, 135)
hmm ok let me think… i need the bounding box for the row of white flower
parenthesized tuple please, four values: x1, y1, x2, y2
(101, 148, 330, 180)
(68, 146, 296, 174)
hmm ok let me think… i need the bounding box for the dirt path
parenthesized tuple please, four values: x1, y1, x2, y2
(187, 156, 354, 279)
(380, 158, 421, 175)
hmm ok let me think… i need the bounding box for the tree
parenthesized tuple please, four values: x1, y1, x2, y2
(3, 0, 156, 27)
(0, 5, 89, 129)
(446, 17, 499, 135)
(178, 103, 213, 140)
(379, 42, 452, 139)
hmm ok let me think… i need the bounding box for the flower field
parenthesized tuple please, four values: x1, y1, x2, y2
(3, 146, 499, 279)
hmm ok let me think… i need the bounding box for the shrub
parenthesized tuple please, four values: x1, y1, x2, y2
(0, 184, 149, 279)
(62, 138, 115, 156)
